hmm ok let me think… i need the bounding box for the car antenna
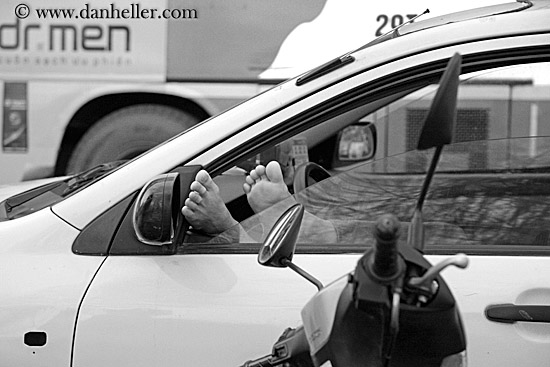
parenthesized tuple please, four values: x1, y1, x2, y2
(408, 53, 461, 252)
(380, 9, 430, 39)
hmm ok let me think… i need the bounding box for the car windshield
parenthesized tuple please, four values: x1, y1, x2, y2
(0, 160, 126, 221)
(211, 137, 550, 252)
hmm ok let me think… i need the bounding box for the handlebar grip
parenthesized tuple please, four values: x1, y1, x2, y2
(372, 214, 401, 280)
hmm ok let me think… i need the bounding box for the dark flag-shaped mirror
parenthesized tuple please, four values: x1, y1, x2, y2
(408, 53, 462, 251)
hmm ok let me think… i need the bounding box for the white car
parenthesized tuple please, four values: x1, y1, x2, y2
(2, 1, 550, 366)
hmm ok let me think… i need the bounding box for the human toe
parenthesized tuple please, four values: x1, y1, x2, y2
(181, 205, 193, 217)
(245, 175, 255, 186)
(190, 180, 207, 195)
(184, 197, 198, 210)
(189, 191, 202, 203)
(255, 165, 267, 180)
(195, 170, 216, 188)
(249, 166, 263, 182)
(265, 161, 284, 183)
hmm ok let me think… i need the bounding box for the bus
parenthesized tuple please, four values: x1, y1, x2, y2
(0, 0, 506, 184)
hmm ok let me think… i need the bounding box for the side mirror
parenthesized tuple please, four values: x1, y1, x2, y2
(258, 203, 323, 290)
(133, 172, 180, 246)
(333, 122, 376, 168)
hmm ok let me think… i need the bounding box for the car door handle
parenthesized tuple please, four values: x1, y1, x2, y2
(485, 303, 550, 324)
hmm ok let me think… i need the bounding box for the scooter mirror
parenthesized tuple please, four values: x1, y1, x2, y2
(417, 52, 461, 150)
(258, 203, 304, 267)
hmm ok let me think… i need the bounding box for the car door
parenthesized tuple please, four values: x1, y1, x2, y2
(69, 184, 361, 366)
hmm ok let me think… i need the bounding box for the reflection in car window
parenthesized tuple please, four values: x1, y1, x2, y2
(368, 62, 550, 159)
(214, 137, 550, 251)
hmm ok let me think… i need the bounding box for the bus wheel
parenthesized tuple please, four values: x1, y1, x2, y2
(66, 104, 201, 174)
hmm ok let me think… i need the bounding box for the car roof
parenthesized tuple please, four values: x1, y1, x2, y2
(315, 0, 548, 85)
(398, 1, 531, 37)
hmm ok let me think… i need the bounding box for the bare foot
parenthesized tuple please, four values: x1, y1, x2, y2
(181, 170, 238, 235)
(243, 161, 292, 213)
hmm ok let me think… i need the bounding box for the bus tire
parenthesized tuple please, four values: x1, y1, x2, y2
(66, 104, 201, 174)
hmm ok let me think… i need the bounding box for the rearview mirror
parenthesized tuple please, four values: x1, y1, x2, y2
(333, 123, 376, 168)
(133, 173, 180, 246)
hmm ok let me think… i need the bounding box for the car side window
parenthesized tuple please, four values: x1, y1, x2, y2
(202, 62, 550, 254)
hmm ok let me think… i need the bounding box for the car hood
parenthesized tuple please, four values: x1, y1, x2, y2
(0, 177, 66, 202)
